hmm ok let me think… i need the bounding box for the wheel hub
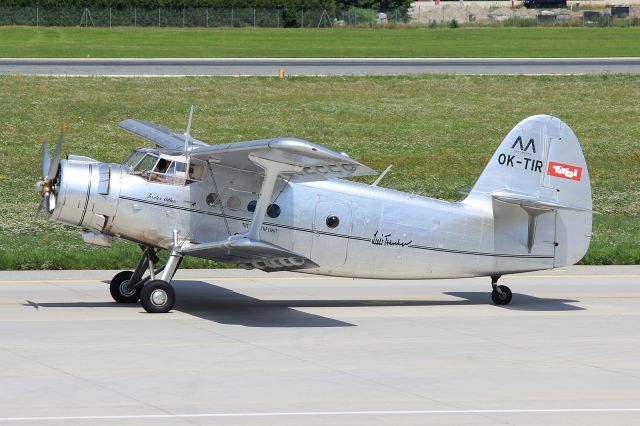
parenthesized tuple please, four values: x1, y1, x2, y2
(119, 280, 135, 296)
(151, 289, 168, 306)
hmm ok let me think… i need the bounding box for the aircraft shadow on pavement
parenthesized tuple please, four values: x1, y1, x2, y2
(444, 292, 584, 311)
(25, 280, 355, 328)
(166, 281, 584, 318)
(24, 280, 583, 326)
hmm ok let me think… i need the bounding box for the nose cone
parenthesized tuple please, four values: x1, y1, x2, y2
(48, 159, 93, 226)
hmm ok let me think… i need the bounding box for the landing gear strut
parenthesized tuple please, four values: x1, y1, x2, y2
(109, 246, 182, 313)
(490, 275, 512, 305)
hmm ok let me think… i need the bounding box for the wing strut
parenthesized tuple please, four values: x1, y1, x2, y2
(206, 160, 231, 236)
(240, 153, 302, 240)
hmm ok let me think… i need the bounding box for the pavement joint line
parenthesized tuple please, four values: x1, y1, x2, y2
(2, 408, 640, 421)
(0, 274, 639, 284)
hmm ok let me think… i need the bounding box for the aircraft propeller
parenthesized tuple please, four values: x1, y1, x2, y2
(35, 131, 64, 220)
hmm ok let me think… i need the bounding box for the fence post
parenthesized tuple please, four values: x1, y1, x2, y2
(183, 8, 185, 27)
(301, 7, 304, 28)
(109, 8, 111, 28)
(231, 8, 234, 27)
(134, 7, 137, 27)
(158, 7, 160, 27)
(36, 7, 38, 27)
(277, 9, 279, 28)
(206, 8, 208, 27)
(253, 8, 256, 27)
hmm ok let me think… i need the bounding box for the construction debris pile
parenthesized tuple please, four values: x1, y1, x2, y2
(409, 2, 640, 24)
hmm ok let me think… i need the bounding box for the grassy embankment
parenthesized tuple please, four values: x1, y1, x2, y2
(0, 27, 640, 57)
(0, 75, 639, 269)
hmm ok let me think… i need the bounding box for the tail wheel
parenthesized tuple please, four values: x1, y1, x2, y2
(110, 271, 141, 303)
(491, 285, 513, 305)
(140, 280, 175, 313)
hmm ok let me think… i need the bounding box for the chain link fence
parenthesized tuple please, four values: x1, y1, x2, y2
(0, 6, 638, 27)
(0, 7, 410, 28)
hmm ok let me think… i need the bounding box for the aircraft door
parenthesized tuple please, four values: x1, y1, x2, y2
(311, 201, 352, 268)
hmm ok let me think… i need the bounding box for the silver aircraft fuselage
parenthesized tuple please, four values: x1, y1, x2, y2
(53, 158, 552, 280)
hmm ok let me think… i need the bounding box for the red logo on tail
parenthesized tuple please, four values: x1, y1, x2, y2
(547, 162, 582, 181)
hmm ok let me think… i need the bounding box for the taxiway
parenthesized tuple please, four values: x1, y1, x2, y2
(0, 266, 639, 425)
(2, 57, 640, 76)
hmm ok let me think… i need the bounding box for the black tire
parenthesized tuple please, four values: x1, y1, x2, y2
(140, 280, 175, 313)
(491, 285, 513, 305)
(110, 271, 141, 303)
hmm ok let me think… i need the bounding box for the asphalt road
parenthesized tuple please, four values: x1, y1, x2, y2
(1, 266, 640, 425)
(2, 58, 640, 76)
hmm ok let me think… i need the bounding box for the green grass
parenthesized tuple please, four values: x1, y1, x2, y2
(0, 74, 639, 269)
(1, 27, 640, 58)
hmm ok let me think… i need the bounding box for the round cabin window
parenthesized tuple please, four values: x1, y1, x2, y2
(267, 204, 281, 218)
(326, 215, 340, 228)
(226, 196, 241, 209)
(247, 200, 257, 212)
(206, 193, 219, 207)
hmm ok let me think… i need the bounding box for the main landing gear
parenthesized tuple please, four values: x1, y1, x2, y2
(490, 275, 512, 305)
(109, 246, 182, 313)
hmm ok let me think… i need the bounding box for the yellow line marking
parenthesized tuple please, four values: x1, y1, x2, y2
(511, 274, 640, 279)
(0, 276, 346, 284)
(0, 274, 637, 284)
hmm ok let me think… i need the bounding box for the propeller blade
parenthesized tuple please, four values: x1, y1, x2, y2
(48, 193, 56, 212)
(46, 132, 64, 182)
(41, 138, 50, 179)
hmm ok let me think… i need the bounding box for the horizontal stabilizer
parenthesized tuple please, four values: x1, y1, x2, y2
(181, 237, 319, 272)
(492, 190, 592, 212)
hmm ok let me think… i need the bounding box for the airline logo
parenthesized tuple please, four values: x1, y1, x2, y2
(547, 161, 582, 181)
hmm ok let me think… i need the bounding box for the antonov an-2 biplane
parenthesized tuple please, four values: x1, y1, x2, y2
(35, 111, 592, 313)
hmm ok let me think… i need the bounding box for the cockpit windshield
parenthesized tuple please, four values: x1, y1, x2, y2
(123, 151, 146, 169)
(133, 154, 159, 176)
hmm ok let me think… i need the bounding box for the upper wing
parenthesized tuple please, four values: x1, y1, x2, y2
(119, 119, 375, 178)
(118, 119, 208, 150)
(191, 137, 375, 179)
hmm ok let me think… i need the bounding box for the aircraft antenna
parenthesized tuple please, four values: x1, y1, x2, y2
(183, 105, 194, 158)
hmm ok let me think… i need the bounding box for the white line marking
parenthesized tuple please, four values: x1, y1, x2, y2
(1, 408, 640, 421)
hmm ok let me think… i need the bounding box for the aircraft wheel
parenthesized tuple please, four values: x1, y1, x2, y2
(110, 271, 141, 303)
(140, 280, 175, 313)
(491, 285, 512, 305)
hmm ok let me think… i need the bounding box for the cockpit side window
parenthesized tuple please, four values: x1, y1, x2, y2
(150, 159, 188, 185)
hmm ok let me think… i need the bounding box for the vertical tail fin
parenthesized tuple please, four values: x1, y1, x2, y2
(468, 115, 592, 267)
